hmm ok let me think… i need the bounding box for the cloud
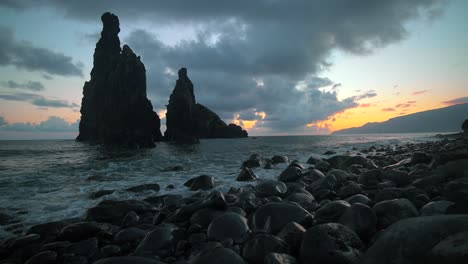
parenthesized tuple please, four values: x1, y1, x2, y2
(1, 80, 45, 91)
(395, 103, 412, 108)
(0, 92, 79, 108)
(382, 107, 396, 112)
(0, 26, 83, 77)
(4, 0, 445, 133)
(407, 100, 416, 104)
(412, 90, 429, 95)
(441, 97, 468, 106)
(0, 115, 79, 132)
(359, 103, 372, 108)
(352, 90, 378, 101)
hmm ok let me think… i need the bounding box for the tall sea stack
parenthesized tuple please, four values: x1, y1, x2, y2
(76, 12, 162, 148)
(165, 68, 248, 143)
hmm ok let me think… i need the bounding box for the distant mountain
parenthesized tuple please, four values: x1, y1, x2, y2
(332, 103, 468, 135)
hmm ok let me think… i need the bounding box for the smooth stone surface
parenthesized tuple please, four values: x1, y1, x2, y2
(236, 168, 257, 181)
(133, 224, 177, 257)
(278, 166, 302, 182)
(86, 200, 156, 225)
(242, 234, 288, 264)
(255, 180, 287, 197)
(426, 231, 468, 264)
(345, 194, 372, 206)
(190, 247, 246, 264)
(300, 223, 362, 264)
(264, 253, 298, 264)
(126, 184, 161, 193)
(184, 175, 215, 191)
(338, 183, 363, 198)
(25, 251, 57, 264)
(339, 203, 377, 239)
(315, 200, 351, 223)
(361, 215, 468, 264)
(207, 212, 249, 242)
(59, 222, 102, 242)
(420, 201, 454, 216)
(358, 169, 382, 186)
(372, 198, 418, 229)
(251, 202, 311, 233)
(382, 170, 411, 187)
(94, 256, 165, 264)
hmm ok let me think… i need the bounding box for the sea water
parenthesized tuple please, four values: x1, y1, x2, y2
(0, 134, 439, 238)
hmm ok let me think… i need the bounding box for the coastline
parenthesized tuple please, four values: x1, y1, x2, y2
(0, 135, 467, 263)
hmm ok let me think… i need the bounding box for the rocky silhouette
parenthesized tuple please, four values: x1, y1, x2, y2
(165, 68, 247, 142)
(76, 12, 162, 148)
(463, 119, 468, 142)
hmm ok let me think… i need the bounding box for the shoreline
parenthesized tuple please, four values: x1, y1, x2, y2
(1, 135, 467, 263)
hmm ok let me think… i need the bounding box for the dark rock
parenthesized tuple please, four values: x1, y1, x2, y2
(276, 222, 306, 250)
(306, 154, 322, 165)
(189, 233, 207, 244)
(420, 201, 454, 216)
(327, 169, 350, 183)
(382, 170, 411, 187)
(126, 184, 160, 193)
(372, 198, 418, 229)
(300, 223, 362, 264)
(241, 159, 262, 169)
(184, 175, 215, 191)
(101, 245, 121, 258)
(207, 212, 249, 242)
(339, 203, 377, 240)
(264, 253, 298, 264)
(190, 247, 246, 264)
(426, 231, 468, 264)
(90, 189, 115, 199)
(114, 227, 147, 244)
(315, 200, 350, 223)
(236, 168, 257, 181)
(278, 166, 302, 182)
(323, 150, 336, 155)
(271, 156, 289, 164)
(133, 224, 178, 257)
(358, 169, 382, 186)
(251, 202, 311, 233)
(255, 180, 287, 197)
(86, 200, 156, 225)
(190, 208, 226, 228)
(24, 251, 57, 264)
(301, 169, 325, 182)
(361, 215, 468, 264)
(327, 155, 375, 170)
(337, 183, 363, 198)
(40, 241, 71, 252)
(374, 187, 405, 203)
(121, 211, 140, 227)
(411, 151, 432, 165)
(193, 103, 248, 139)
(345, 194, 372, 205)
(59, 221, 102, 242)
(162, 165, 184, 172)
(64, 237, 98, 257)
(242, 234, 288, 264)
(306, 174, 337, 194)
(94, 256, 165, 264)
(7, 233, 40, 250)
(77, 12, 161, 147)
(27, 218, 80, 242)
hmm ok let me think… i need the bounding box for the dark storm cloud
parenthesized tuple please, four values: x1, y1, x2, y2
(2, 0, 445, 132)
(0, 26, 83, 77)
(0, 115, 79, 132)
(0, 92, 78, 108)
(1, 80, 45, 91)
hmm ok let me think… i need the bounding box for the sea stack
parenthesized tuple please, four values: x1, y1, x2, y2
(165, 68, 247, 143)
(463, 119, 468, 143)
(76, 12, 162, 148)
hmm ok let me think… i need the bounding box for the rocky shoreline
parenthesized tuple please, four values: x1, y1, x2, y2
(1, 135, 468, 264)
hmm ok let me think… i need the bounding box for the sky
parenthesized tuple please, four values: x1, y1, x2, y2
(0, 0, 467, 139)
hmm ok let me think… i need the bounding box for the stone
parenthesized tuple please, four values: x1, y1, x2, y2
(190, 247, 246, 264)
(306, 154, 322, 165)
(190, 208, 226, 228)
(306, 174, 337, 195)
(420, 201, 454, 216)
(339, 203, 377, 240)
(24, 251, 57, 264)
(126, 184, 160, 193)
(184, 175, 215, 191)
(77, 12, 162, 148)
(264, 253, 298, 264)
(374, 187, 405, 203)
(426, 231, 468, 264)
(300, 223, 362, 264)
(411, 151, 432, 165)
(358, 169, 382, 186)
(382, 170, 412, 187)
(251, 202, 311, 233)
(58, 222, 102, 242)
(193, 103, 248, 139)
(338, 183, 363, 198)
(133, 224, 178, 257)
(361, 215, 468, 264)
(94, 256, 165, 264)
(278, 166, 302, 182)
(315, 200, 351, 223)
(114, 227, 147, 244)
(121, 211, 140, 227)
(276, 222, 306, 249)
(236, 168, 257, 181)
(345, 194, 372, 206)
(86, 200, 156, 225)
(271, 156, 290, 164)
(7, 233, 41, 250)
(242, 234, 288, 264)
(255, 180, 287, 197)
(372, 198, 418, 229)
(207, 213, 249, 242)
(90, 190, 115, 199)
(101, 245, 121, 258)
(65, 238, 98, 257)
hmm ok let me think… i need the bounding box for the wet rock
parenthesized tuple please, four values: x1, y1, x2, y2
(278, 166, 302, 182)
(126, 184, 160, 193)
(272, 156, 289, 164)
(90, 190, 115, 199)
(24, 251, 57, 264)
(382, 170, 411, 187)
(420, 201, 454, 216)
(255, 180, 287, 197)
(26, 218, 80, 242)
(327, 169, 350, 183)
(361, 215, 468, 264)
(101, 245, 121, 258)
(374, 187, 405, 203)
(121, 211, 140, 227)
(411, 151, 432, 165)
(133, 224, 178, 257)
(86, 200, 156, 225)
(94, 256, 165, 264)
(327, 155, 375, 170)
(65, 237, 98, 257)
(358, 169, 382, 186)
(77, 12, 162, 147)
(301, 169, 325, 182)
(162, 165, 184, 172)
(426, 231, 468, 264)
(372, 198, 418, 229)
(190, 208, 226, 228)
(206, 190, 228, 210)
(306, 174, 337, 195)
(339, 203, 377, 240)
(184, 175, 215, 191)
(276, 222, 306, 250)
(338, 183, 363, 198)
(7, 233, 40, 250)
(306, 154, 322, 165)
(315, 200, 351, 223)
(300, 223, 362, 264)
(59, 221, 102, 242)
(207, 212, 249, 242)
(251, 202, 311, 233)
(323, 150, 336, 155)
(114, 227, 147, 244)
(345, 194, 372, 205)
(264, 253, 298, 264)
(190, 247, 246, 264)
(236, 168, 257, 181)
(242, 234, 288, 264)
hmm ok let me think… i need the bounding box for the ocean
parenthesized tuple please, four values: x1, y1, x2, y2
(0, 134, 440, 238)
